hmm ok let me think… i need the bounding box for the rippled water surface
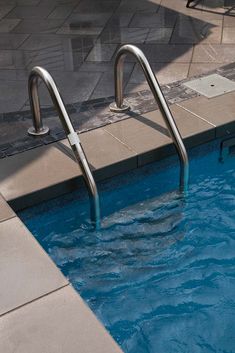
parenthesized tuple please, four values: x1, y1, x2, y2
(20, 142, 235, 353)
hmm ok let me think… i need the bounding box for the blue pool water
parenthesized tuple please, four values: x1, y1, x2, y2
(20, 140, 235, 353)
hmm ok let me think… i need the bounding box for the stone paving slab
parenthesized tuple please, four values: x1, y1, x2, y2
(0, 285, 122, 353)
(0, 216, 68, 316)
(0, 142, 83, 209)
(0, 193, 15, 222)
(104, 103, 215, 166)
(0, 0, 234, 112)
(178, 91, 235, 137)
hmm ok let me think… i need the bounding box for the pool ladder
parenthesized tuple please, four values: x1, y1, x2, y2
(110, 44, 189, 192)
(27, 45, 189, 229)
(27, 67, 100, 229)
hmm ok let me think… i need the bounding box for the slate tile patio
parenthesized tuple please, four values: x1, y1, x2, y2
(0, 0, 235, 148)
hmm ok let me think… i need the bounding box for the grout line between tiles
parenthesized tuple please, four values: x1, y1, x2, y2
(176, 102, 217, 127)
(0, 283, 70, 319)
(0, 214, 16, 224)
(103, 127, 138, 155)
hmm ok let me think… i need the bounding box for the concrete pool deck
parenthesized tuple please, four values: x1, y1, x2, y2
(1, 62, 235, 352)
(0, 197, 123, 353)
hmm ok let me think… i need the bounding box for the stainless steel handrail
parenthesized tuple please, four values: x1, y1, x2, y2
(27, 66, 100, 229)
(109, 44, 189, 192)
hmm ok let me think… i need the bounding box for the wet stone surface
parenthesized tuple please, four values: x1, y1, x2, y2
(0, 0, 235, 157)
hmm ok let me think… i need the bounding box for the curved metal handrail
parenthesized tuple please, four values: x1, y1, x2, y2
(27, 66, 100, 229)
(109, 44, 189, 192)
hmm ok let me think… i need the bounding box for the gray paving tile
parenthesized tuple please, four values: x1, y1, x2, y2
(18, 34, 65, 50)
(0, 69, 28, 80)
(0, 286, 123, 353)
(104, 115, 172, 164)
(99, 27, 149, 44)
(0, 143, 83, 204)
(106, 13, 134, 27)
(116, 0, 161, 13)
(161, 0, 223, 19)
(90, 62, 134, 99)
(0, 50, 31, 69)
(104, 104, 215, 165)
(65, 12, 112, 28)
(0, 49, 85, 71)
(145, 28, 173, 43)
(171, 18, 222, 44)
(48, 4, 75, 19)
(223, 14, 235, 27)
(129, 62, 190, 85)
(144, 104, 215, 148)
(0, 5, 15, 19)
(79, 61, 116, 72)
(0, 33, 29, 49)
(7, 5, 55, 19)
(0, 194, 15, 223)
(3, 0, 40, 4)
(125, 44, 193, 63)
(124, 82, 149, 93)
(74, 0, 120, 13)
(13, 19, 64, 34)
(39, 0, 78, 5)
(38, 71, 102, 105)
(178, 92, 235, 137)
(0, 110, 31, 142)
(0, 79, 27, 112)
(189, 62, 223, 77)
(192, 44, 235, 63)
(57, 26, 103, 36)
(19, 34, 97, 51)
(0, 217, 68, 316)
(86, 43, 117, 62)
(130, 9, 178, 28)
(222, 26, 235, 43)
(0, 19, 21, 33)
(77, 128, 137, 179)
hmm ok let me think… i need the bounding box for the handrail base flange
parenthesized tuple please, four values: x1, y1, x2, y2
(28, 126, 50, 136)
(109, 101, 130, 113)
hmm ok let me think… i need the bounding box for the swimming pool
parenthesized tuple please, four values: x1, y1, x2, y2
(19, 139, 235, 353)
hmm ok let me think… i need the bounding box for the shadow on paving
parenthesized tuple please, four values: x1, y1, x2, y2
(0, 0, 232, 188)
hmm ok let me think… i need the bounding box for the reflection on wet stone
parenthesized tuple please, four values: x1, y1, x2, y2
(0, 0, 234, 152)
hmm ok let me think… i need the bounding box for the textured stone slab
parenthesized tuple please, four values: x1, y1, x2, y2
(62, 127, 137, 180)
(171, 18, 222, 44)
(0, 285, 123, 353)
(0, 194, 15, 222)
(104, 104, 215, 165)
(192, 44, 235, 63)
(0, 143, 83, 207)
(6, 5, 54, 19)
(0, 217, 68, 316)
(178, 91, 235, 137)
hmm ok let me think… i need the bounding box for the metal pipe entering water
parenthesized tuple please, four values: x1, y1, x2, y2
(28, 66, 101, 229)
(110, 44, 189, 192)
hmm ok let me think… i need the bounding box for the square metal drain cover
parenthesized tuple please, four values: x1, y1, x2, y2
(183, 73, 235, 98)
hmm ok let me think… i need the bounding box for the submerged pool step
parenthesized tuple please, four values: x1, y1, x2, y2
(219, 136, 235, 162)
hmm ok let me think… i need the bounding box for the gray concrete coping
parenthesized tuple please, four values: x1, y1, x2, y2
(0, 285, 122, 353)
